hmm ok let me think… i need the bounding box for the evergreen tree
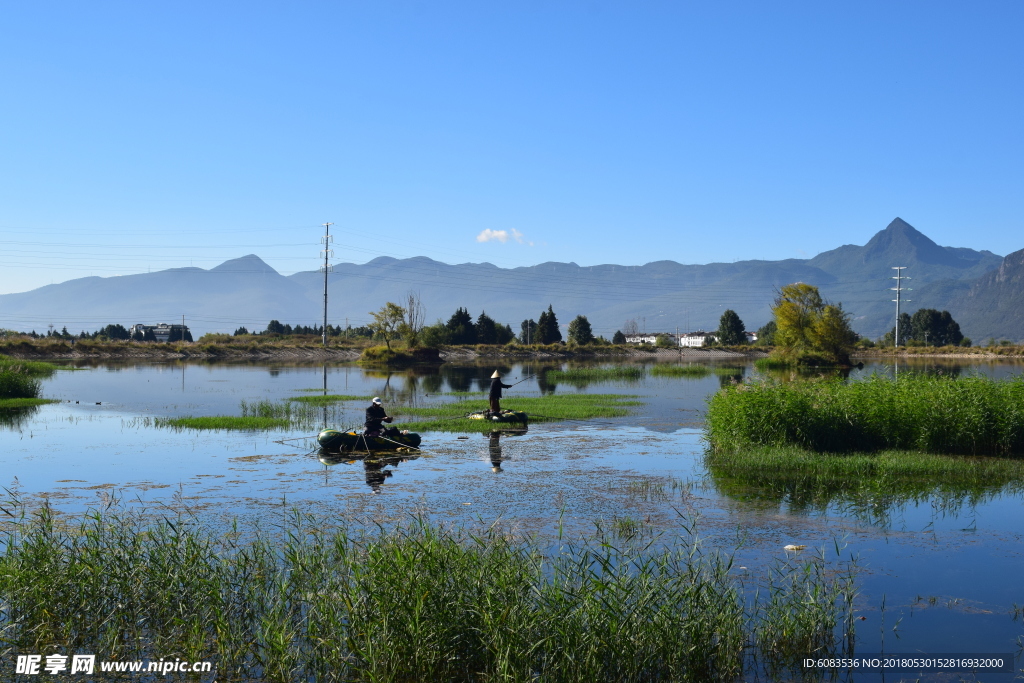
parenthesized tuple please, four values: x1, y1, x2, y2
(717, 309, 746, 346)
(234, 326, 249, 336)
(446, 307, 476, 345)
(537, 305, 562, 344)
(475, 311, 498, 344)
(567, 315, 594, 345)
(612, 330, 626, 344)
(265, 320, 286, 335)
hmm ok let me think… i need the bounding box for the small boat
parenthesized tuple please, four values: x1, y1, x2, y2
(317, 428, 422, 452)
(467, 409, 528, 424)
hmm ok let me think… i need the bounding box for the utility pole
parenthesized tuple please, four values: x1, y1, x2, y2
(891, 267, 911, 347)
(321, 223, 334, 347)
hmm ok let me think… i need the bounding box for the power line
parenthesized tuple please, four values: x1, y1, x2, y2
(321, 222, 334, 347)
(891, 266, 911, 346)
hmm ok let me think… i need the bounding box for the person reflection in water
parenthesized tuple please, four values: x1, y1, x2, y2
(363, 457, 393, 493)
(488, 432, 503, 472)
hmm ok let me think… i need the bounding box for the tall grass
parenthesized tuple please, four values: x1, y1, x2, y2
(0, 504, 857, 682)
(707, 374, 1024, 455)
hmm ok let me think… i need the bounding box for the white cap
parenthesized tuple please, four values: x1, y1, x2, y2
(372, 397, 382, 404)
(491, 370, 501, 379)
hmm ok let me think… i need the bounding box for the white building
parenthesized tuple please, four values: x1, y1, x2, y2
(624, 332, 717, 347)
(678, 332, 715, 347)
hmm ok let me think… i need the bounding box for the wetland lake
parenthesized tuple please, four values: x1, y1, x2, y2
(3, 358, 1024, 681)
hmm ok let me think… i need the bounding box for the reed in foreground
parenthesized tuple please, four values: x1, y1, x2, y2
(0, 505, 856, 683)
(707, 373, 1024, 455)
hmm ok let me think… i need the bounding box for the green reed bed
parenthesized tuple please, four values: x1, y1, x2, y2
(707, 374, 1024, 455)
(0, 505, 856, 683)
(0, 355, 60, 401)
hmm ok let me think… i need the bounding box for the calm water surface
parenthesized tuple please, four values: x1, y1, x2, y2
(2, 358, 1023, 681)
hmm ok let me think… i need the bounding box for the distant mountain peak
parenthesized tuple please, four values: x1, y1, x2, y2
(210, 254, 279, 275)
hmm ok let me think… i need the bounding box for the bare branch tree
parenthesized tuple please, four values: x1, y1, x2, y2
(623, 318, 639, 335)
(400, 291, 426, 347)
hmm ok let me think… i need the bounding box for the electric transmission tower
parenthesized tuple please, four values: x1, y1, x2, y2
(321, 223, 334, 347)
(891, 267, 911, 346)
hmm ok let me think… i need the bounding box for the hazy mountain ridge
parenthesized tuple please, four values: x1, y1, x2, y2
(0, 219, 1019, 341)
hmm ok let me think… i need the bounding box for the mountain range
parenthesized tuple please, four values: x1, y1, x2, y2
(0, 218, 1021, 342)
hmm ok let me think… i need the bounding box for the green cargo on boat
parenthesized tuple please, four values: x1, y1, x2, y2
(317, 429, 422, 452)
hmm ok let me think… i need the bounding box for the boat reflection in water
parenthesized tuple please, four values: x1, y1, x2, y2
(317, 449, 419, 494)
(483, 428, 527, 473)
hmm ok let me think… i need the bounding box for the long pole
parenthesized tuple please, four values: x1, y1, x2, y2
(322, 222, 334, 347)
(891, 267, 911, 347)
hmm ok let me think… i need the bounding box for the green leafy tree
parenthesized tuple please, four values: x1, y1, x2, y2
(420, 320, 450, 347)
(446, 307, 476, 345)
(756, 320, 776, 346)
(907, 308, 964, 346)
(496, 323, 515, 344)
(612, 330, 626, 344)
(567, 315, 594, 345)
(519, 319, 538, 344)
(655, 334, 674, 348)
(882, 313, 913, 347)
(369, 302, 407, 351)
(772, 283, 855, 365)
(716, 309, 746, 346)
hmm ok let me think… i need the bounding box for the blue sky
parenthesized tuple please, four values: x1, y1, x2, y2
(1, 1, 1022, 294)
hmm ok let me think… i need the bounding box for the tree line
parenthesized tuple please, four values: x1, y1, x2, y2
(14, 324, 193, 342)
(363, 298, 599, 350)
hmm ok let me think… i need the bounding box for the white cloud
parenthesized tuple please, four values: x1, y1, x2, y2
(476, 228, 534, 246)
(476, 228, 510, 243)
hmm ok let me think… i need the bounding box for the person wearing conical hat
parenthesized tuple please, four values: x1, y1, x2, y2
(488, 370, 512, 415)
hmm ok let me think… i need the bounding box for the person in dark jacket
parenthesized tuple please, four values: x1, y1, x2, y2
(489, 370, 512, 414)
(364, 397, 393, 436)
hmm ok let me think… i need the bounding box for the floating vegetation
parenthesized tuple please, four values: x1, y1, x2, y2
(650, 365, 745, 378)
(395, 394, 642, 432)
(0, 398, 58, 409)
(288, 394, 371, 405)
(706, 445, 1024, 525)
(0, 503, 857, 682)
(707, 374, 1024, 455)
(546, 366, 644, 383)
(155, 415, 291, 430)
(650, 364, 713, 378)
